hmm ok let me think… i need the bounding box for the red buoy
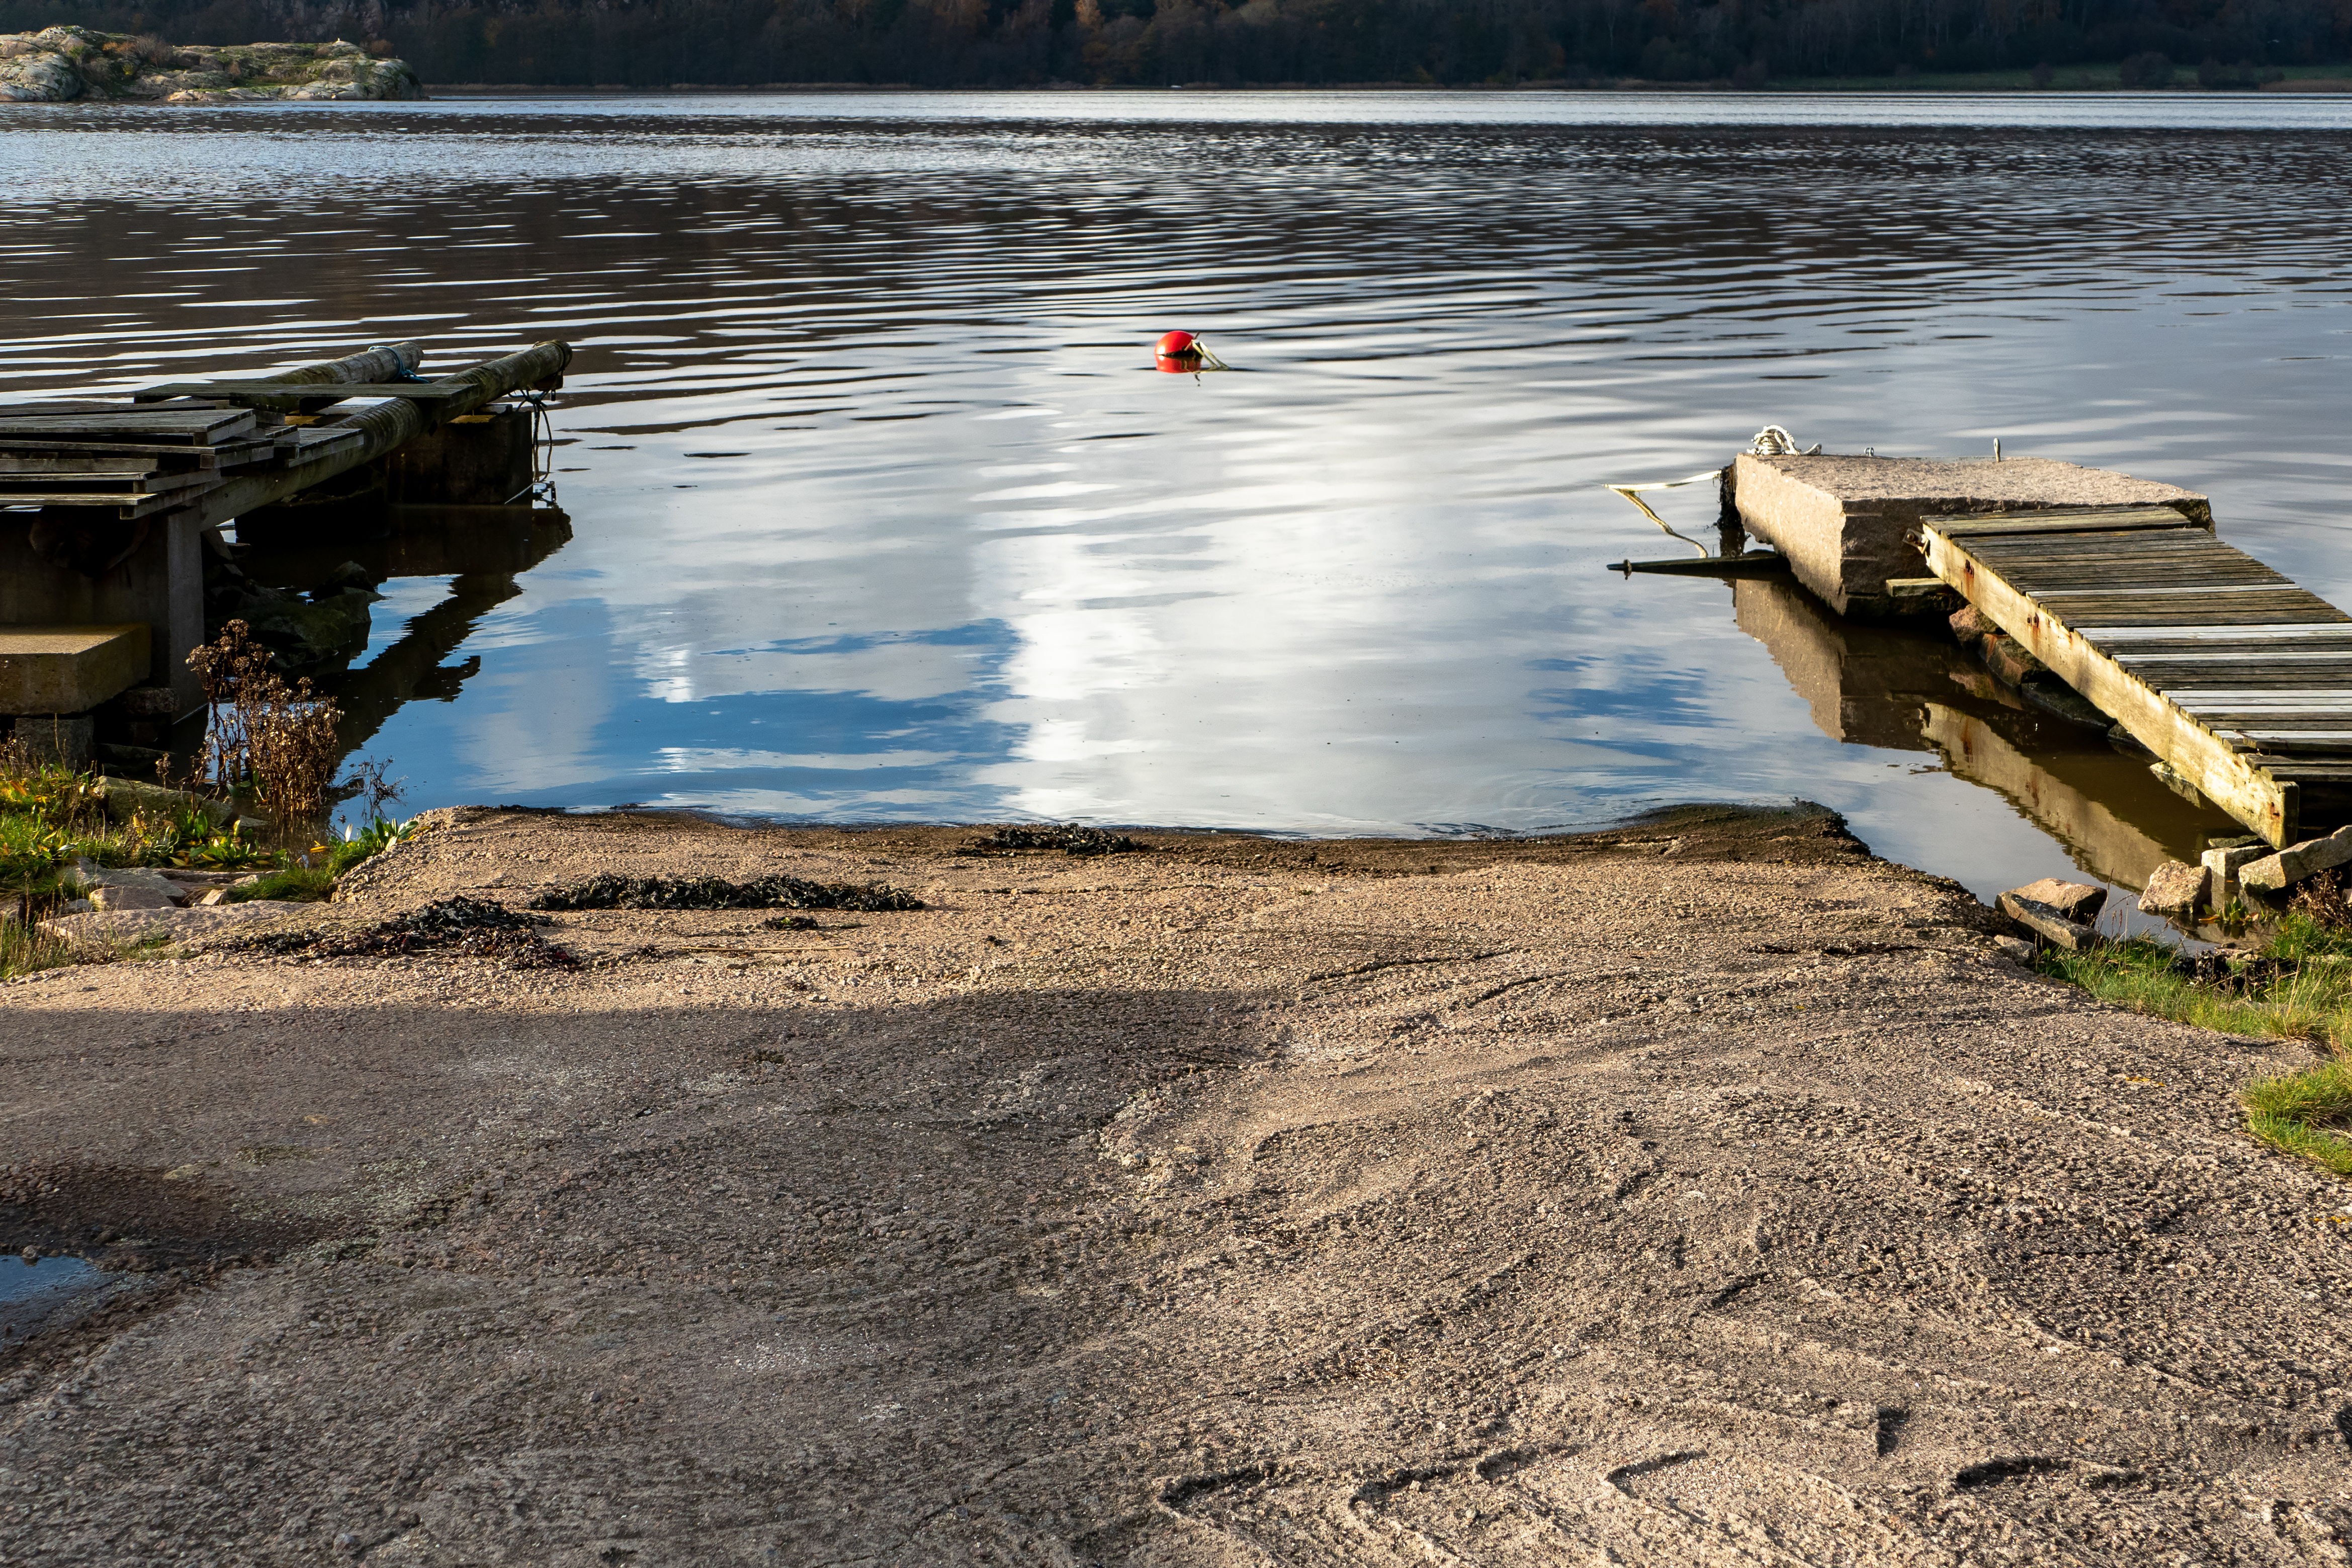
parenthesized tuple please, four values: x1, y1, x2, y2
(1156, 329, 1199, 359)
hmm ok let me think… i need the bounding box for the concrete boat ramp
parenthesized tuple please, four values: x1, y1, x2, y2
(1695, 447, 2349, 851)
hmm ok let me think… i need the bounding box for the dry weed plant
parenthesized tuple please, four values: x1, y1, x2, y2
(188, 620, 344, 832)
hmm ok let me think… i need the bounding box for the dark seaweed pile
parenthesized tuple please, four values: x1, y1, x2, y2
(2169, 951, 2298, 993)
(959, 824, 1143, 857)
(530, 874, 924, 913)
(244, 896, 579, 968)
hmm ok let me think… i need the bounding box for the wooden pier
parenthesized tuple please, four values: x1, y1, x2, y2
(0, 340, 568, 759)
(1919, 505, 2352, 848)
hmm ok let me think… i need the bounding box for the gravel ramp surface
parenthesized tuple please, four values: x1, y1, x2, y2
(1, 804, 2346, 1564)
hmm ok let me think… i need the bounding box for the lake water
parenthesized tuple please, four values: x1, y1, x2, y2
(6, 91, 2352, 901)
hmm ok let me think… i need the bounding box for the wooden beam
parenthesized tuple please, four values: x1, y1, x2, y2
(1611, 552, 1789, 577)
(0, 409, 258, 444)
(130, 382, 475, 413)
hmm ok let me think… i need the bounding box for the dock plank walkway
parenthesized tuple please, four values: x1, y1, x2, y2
(1922, 505, 2352, 846)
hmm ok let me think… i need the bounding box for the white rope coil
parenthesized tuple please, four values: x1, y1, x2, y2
(1747, 424, 1822, 456)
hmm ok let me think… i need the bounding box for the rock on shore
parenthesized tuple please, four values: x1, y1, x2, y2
(0, 26, 423, 103)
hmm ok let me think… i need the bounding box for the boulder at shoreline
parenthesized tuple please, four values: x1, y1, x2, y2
(0, 26, 424, 103)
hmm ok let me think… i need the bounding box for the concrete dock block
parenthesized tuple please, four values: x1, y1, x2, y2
(2203, 843, 2269, 886)
(0, 623, 151, 716)
(1729, 454, 2208, 616)
(387, 406, 534, 505)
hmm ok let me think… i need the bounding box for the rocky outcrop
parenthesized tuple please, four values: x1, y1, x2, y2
(0, 27, 424, 103)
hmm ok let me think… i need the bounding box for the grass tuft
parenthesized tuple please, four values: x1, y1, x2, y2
(226, 866, 338, 903)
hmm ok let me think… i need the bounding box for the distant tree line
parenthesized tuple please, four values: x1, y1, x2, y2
(7, 0, 2347, 86)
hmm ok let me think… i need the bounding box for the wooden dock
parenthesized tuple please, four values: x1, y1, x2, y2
(1, 339, 568, 745)
(1919, 505, 2352, 847)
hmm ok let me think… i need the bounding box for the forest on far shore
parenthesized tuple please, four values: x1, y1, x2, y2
(7, 0, 2348, 89)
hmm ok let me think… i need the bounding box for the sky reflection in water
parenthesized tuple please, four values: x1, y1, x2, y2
(4, 93, 2351, 900)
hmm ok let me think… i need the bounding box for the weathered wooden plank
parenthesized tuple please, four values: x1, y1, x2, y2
(131, 380, 473, 411)
(2043, 594, 2333, 613)
(2024, 584, 2298, 599)
(2164, 689, 2352, 703)
(272, 427, 367, 460)
(0, 488, 206, 518)
(2196, 711, 2352, 725)
(0, 439, 220, 467)
(0, 455, 163, 476)
(2078, 612, 2352, 629)
(0, 468, 211, 496)
(2249, 758, 2352, 780)
(2169, 685, 2352, 697)
(2079, 616, 2352, 635)
(2218, 732, 2352, 751)
(0, 409, 258, 444)
(1925, 506, 2199, 536)
(1982, 561, 2257, 580)
(1976, 554, 2245, 572)
(2118, 646, 2352, 662)
(2154, 677, 2352, 695)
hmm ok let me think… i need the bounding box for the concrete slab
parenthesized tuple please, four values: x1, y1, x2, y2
(1730, 454, 2210, 616)
(0, 509, 206, 716)
(0, 623, 150, 714)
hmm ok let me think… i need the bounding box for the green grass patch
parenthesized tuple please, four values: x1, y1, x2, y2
(2244, 1060, 2352, 1176)
(323, 815, 412, 877)
(2038, 933, 2348, 1043)
(0, 733, 420, 976)
(2037, 913, 2352, 1176)
(0, 915, 81, 980)
(225, 866, 338, 904)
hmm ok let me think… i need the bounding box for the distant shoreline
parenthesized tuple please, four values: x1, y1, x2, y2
(422, 78, 2352, 96)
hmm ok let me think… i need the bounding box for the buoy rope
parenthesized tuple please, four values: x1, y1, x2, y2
(502, 390, 559, 506)
(369, 343, 431, 384)
(1600, 426, 1821, 556)
(1601, 469, 1722, 557)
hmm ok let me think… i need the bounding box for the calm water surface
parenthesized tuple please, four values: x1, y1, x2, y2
(6, 92, 2352, 900)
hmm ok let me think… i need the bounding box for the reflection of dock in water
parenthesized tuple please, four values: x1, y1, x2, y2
(1733, 575, 1977, 749)
(1921, 703, 2193, 892)
(1732, 576, 2236, 886)
(233, 503, 572, 761)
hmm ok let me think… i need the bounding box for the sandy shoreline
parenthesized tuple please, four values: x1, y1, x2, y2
(4, 803, 2348, 1562)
